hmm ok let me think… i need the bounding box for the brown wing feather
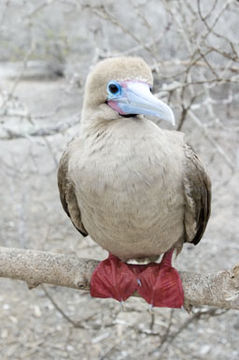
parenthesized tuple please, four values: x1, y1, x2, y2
(57, 149, 88, 237)
(183, 144, 211, 245)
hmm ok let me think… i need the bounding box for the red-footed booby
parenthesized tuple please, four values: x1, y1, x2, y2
(58, 57, 211, 308)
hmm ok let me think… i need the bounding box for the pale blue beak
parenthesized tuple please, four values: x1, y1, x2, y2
(107, 81, 175, 126)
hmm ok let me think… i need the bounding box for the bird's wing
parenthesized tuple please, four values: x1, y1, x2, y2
(57, 148, 88, 237)
(183, 143, 211, 245)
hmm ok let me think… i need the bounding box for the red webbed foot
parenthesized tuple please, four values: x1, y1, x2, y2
(90, 254, 138, 302)
(137, 249, 184, 308)
(90, 250, 184, 308)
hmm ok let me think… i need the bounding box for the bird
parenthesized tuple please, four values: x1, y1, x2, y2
(58, 56, 211, 308)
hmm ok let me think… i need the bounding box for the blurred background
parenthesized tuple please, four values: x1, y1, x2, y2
(0, 0, 239, 359)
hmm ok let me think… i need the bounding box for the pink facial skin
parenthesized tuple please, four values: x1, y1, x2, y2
(120, 80, 151, 88)
(107, 100, 126, 115)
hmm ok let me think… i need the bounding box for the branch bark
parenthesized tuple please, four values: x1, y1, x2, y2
(0, 247, 238, 310)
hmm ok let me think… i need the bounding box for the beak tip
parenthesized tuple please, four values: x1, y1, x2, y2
(168, 109, 176, 127)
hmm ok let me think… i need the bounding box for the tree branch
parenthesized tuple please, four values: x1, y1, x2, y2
(0, 247, 238, 310)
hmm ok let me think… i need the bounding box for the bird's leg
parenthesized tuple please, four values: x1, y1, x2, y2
(90, 253, 138, 302)
(137, 249, 184, 308)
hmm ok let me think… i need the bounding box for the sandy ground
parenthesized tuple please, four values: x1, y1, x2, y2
(0, 75, 239, 360)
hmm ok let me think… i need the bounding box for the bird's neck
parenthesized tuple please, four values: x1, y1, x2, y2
(81, 103, 124, 134)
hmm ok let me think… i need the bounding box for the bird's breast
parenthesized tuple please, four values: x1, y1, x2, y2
(70, 120, 185, 259)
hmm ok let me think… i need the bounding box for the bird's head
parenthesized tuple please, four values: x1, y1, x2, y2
(82, 56, 175, 126)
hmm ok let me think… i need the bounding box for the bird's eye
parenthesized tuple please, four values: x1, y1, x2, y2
(109, 84, 119, 93)
(107, 81, 121, 96)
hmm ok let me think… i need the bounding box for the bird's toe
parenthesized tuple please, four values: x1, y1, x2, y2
(90, 254, 138, 302)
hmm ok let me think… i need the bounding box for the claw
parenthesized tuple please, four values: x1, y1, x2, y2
(137, 278, 142, 287)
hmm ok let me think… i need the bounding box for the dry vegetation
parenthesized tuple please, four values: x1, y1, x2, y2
(0, 0, 239, 359)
